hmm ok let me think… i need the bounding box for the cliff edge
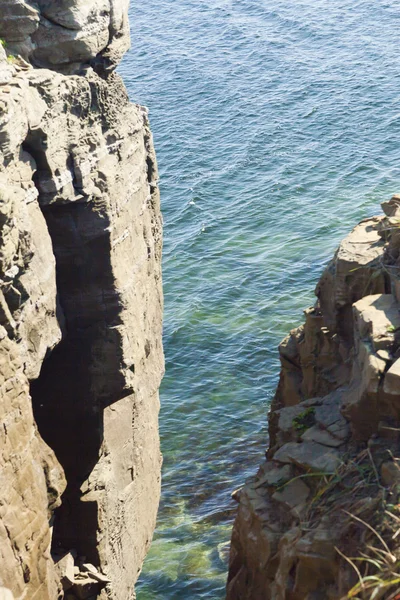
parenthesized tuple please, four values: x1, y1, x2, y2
(227, 198, 400, 600)
(0, 2, 163, 599)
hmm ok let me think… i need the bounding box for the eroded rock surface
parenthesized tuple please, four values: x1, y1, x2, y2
(0, 0, 129, 73)
(0, 2, 163, 599)
(227, 206, 400, 599)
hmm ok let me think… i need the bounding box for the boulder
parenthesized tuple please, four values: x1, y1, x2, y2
(54, 551, 75, 591)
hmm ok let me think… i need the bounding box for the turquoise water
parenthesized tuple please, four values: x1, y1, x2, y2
(119, 1, 400, 598)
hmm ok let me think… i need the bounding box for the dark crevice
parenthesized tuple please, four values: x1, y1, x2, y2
(25, 137, 128, 566)
(31, 332, 103, 565)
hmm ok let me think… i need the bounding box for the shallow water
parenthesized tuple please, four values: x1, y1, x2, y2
(119, 1, 400, 597)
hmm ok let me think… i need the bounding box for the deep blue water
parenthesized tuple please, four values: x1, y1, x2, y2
(119, 1, 400, 598)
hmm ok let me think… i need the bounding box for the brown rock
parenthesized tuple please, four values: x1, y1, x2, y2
(381, 461, 400, 486)
(227, 205, 400, 600)
(353, 294, 400, 353)
(381, 195, 400, 217)
(316, 217, 386, 338)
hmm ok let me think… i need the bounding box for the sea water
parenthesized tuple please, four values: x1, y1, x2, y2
(119, 1, 400, 597)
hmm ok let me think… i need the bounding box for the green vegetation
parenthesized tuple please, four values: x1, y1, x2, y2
(0, 39, 18, 63)
(292, 406, 316, 434)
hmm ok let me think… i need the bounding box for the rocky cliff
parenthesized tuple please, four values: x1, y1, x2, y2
(0, 2, 163, 599)
(227, 198, 400, 600)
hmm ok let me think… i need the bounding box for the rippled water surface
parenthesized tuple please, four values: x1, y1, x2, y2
(119, 1, 400, 597)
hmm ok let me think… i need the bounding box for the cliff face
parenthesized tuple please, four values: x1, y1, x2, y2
(227, 199, 400, 600)
(0, 2, 163, 599)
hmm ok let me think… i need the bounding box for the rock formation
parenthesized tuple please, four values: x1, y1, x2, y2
(227, 199, 400, 599)
(0, 2, 163, 599)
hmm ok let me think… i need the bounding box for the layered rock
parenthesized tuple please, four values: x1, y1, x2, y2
(0, 2, 163, 599)
(227, 201, 400, 599)
(0, 0, 129, 73)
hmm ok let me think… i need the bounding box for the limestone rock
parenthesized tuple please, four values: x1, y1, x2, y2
(0, 2, 163, 599)
(0, 0, 130, 73)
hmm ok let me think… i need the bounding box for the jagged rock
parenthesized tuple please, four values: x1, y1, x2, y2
(301, 425, 344, 447)
(227, 205, 400, 600)
(316, 217, 387, 338)
(81, 564, 110, 584)
(0, 1, 163, 599)
(272, 479, 310, 510)
(231, 487, 243, 502)
(353, 294, 400, 352)
(272, 305, 352, 425)
(71, 574, 100, 600)
(382, 194, 400, 217)
(340, 294, 400, 438)
(275, 399, 320, 447)
(314, 391, 350, 440)
(253, 463, 293, 489)
(0, 0, 130, 73)
(274, 441, 341, 473)
(54, 551, 75, 591)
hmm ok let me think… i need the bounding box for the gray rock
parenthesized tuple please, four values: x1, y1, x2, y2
(273, 441, 341, 473)
(254, 464, 293, 489)
(272, 479, 310, 510)
(301, 426, 344, 448)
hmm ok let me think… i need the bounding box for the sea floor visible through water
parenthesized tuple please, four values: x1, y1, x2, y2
(119, 1, 400, 598)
